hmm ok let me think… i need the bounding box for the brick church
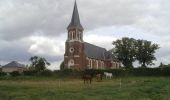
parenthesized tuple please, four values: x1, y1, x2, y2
(64, 1, 121, 70)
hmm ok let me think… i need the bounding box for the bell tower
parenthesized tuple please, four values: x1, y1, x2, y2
(64, 1, 85, 70)
(67, 1, 83, 42)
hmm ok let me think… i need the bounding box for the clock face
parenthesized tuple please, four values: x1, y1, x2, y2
(69, 47, 74, 53)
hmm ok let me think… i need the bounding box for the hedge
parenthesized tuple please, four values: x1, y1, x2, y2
(10, 71, 20, 77)
(1, 67, 170, 77)
(23, 70, 38, 76)
(0, 72, 7, 76)
(39, 70, 53, 76)
(55, 67, 170, 77)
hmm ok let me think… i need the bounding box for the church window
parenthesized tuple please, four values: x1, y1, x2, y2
(76, 32, 78, 40)
(69, 47, 74, 53)
(73, 31, 76, 39)
(69, 31, 71, 40)
(96, 60, 98, 69)
(68, 59, 74, 68)
(80, 32, 82, 40)
(71, 32, 74, 40)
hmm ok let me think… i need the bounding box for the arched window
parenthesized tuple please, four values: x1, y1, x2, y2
(96, 60, 98, 69)
(68, 59, 74, 68)
(71, 32, 74, 40)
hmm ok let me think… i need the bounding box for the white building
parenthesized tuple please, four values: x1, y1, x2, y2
(2, 61, 26, 73)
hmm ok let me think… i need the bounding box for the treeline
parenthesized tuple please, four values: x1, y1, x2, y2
(1, 67, 170, 77)
(112, 37, 159, 68)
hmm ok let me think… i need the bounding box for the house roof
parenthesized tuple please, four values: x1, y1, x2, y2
(2, 61, 25, 68)
(67, 1, 83, 30)
(84, 42, 107, 60)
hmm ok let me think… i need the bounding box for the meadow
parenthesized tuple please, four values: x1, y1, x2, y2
(0, 76, 170, 100)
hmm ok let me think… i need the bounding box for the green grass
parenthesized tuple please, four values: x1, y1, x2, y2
(0, 76, 170, 100)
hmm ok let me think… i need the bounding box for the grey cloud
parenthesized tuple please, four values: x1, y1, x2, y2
(0, 40, 31, 62)
(1, 0, 170, 40)
(0, 38, 63, 64)
(0, 0, 72, 40)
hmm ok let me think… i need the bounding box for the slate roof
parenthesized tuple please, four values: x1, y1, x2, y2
(104, 51, 113, 60)
(2, 61, 25, 68)
(67, 1, 83, 30)
(84, 42, 107, 60)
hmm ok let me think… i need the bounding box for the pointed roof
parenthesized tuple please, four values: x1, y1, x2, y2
(2, 61, 25, 68)
(67, 1, 83, 30)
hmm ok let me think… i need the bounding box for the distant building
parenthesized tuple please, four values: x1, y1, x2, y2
(2, 61, 26, 73)
(64, 1, 121, 70)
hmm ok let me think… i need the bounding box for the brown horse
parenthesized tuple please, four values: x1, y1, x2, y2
(96, 74, 103, 82)
(82, 74, 93, 84)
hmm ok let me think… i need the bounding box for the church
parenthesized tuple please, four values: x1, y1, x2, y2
(64, 1, 121, 70)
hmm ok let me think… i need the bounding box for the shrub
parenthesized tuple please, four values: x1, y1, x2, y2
(23, 70, 38, 76)
(0, 72, 7, 76)
(59, 69, 73, 76)
(39, 70, 53, 76)
(10, 71, 20, 77)
(53, 69, 83, 78)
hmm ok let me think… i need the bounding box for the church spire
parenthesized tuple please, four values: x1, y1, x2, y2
(67, 1, 83, 30)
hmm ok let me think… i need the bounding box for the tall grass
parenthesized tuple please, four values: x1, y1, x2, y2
(0, 76, 170, 100)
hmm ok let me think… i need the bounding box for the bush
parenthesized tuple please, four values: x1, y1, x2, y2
(23, 70, 38, 76)
(7, 67, 170, 77)
(39, 70, 53, 76)
(53, 69, 83, 78)
(10, 71, 20, 77)
(57, 69, 73, 76)
(0, 72, 7, 76)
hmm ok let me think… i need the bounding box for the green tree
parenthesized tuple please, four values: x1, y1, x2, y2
(159, 62, 164, 68)
(112, 37, 136, 68)
(29, 56, 50, 72)
(135, 40, 159, 68)
(60, 61, 64, 70)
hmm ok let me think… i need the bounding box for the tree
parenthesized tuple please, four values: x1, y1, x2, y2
(29, 56, 50, 72)
(60, 61, 64, 70)
(112, 37, 136, 68)
(159, 62, 164, 68)
(135, 40, 159, 68)
(112, 37, 159, 68)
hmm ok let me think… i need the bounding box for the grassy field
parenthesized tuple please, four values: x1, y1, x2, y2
(0, 76, 170, 100)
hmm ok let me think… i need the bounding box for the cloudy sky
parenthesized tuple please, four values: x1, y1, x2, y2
(0, 0, 170, 70)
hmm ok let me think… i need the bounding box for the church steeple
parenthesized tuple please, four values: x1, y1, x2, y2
(67, 1, 83, 30)
(67, 1, 84, 42)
